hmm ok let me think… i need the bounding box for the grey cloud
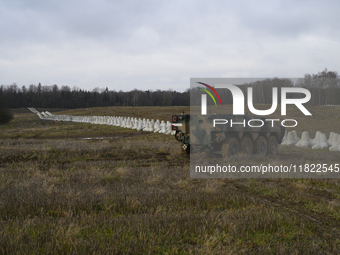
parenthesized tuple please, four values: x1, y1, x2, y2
(0, 0, 339, 91)
(235, 0, 340, 39)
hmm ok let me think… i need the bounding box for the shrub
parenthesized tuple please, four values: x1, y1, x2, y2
(0, 91, 13, 124)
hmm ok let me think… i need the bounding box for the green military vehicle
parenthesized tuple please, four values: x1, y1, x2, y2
(171, 113, 285, 158)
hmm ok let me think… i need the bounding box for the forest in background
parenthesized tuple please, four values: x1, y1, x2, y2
(191, 69, 340, 106)
(0, 68, 339, 124)
(0, 85, 190, 109)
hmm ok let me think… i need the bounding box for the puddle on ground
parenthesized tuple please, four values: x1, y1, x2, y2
(78, 136, 123, 140)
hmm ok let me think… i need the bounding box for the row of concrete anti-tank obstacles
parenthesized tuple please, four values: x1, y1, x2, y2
(281, 130, 340, 152)
(28, 107, 340, 152)
(27, 107, 176, 135)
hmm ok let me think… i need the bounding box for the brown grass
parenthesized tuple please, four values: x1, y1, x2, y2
(0, 106, 340, 254)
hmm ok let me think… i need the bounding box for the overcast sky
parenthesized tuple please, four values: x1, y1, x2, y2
(1, 0, 339, 92)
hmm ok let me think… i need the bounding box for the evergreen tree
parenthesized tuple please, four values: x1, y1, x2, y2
(0, 90, 13, 124)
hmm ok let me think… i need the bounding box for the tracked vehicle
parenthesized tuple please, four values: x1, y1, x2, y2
(172, 113, 285, 158)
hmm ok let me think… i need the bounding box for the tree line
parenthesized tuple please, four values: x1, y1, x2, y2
(191, 69, 340, 106)
(0, 85, 190, 109)
(1, 68, 339, 124)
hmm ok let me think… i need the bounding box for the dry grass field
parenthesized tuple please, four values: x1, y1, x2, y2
(0, 106, 340, 254)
